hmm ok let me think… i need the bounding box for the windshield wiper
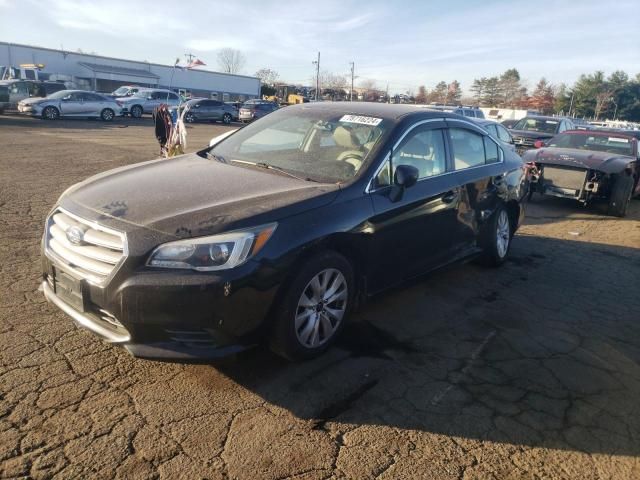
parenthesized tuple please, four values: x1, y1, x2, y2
(207, 152, 228, 164)
(230, 159, 318, 182)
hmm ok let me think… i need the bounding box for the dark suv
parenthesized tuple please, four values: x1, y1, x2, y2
(509, 116, 575, 154)
(239, 101, 278, 122)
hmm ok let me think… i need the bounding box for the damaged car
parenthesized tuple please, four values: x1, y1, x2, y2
(524, 130, 639, 217)
(41, 103, 527, 361)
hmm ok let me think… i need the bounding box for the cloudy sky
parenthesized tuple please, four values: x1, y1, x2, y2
(0, 0, 637, 94)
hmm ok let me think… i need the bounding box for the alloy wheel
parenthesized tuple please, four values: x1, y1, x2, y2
(496, 210, 510, 258)
(295, 268, 347, 348)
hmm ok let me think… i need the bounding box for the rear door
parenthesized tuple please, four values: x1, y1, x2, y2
(367, 120, 462, 291)
(81, 92, 106, 116)
(445, 119, 507, 249)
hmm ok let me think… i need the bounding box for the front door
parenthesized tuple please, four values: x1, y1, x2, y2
(366, 122, 461, 292)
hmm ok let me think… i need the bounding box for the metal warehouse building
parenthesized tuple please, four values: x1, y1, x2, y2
(0, 42, 260, 101)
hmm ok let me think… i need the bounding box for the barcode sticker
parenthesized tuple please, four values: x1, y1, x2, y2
(340, 115, 383, 126)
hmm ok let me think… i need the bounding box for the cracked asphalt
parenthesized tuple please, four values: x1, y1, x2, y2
(1, 115, 639, 479)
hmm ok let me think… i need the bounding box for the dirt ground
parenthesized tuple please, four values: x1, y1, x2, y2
(1, 114, 639, 479)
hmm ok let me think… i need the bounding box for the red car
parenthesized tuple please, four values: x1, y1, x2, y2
(524, 130, 639, 217)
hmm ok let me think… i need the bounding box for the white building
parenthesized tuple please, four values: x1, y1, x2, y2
(0, 42, 260, 101)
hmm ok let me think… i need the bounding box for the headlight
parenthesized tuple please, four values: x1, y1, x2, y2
(147, 223, 277, 271)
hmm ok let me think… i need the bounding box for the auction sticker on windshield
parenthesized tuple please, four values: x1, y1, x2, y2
(340, 115, 383, 126)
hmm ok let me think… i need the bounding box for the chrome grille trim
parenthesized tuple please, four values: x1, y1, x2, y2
(45, 207, 127, 286)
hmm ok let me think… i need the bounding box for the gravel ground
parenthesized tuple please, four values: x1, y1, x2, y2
(1, 114, 639, 479)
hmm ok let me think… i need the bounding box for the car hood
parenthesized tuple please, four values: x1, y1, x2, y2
(59, 152, 340, 239)
(523, 147, 634, 173)
(19, 97, 46, 106)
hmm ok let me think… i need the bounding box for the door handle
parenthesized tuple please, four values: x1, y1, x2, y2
(442, 190, 457, 204)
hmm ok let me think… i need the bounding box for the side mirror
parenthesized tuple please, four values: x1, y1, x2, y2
(394, 164, 419, 188)
(389, 164, 419, 202)
(533, 140, 545, 149)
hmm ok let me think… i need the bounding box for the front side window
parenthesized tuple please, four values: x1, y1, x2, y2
(395, 127, 447, 179)
(212, 110, 389, 183)
(450, 128, 500, 170)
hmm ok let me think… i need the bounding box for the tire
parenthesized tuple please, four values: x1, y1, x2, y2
(130, 105, 143, 118)
(478, 205, 511, 267)
(185, 112, 195, 123)
(607, 174, 633, 217)
(100, 108, 114, 122)
(222, 113, 232, 124)
(42, 106, 59, 120)
(269, 251, 354, 361)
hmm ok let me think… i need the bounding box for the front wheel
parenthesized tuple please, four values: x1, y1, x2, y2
(100, 108, 114, 121)
(479, 205, 511, 267)
(270, 251, 354, 361)
(42, 106, 59, 120)
(184, 112, 195, 123)
(130, 105, 143, 118)
(607, 174, 633, 217)
(222, 113, 232, 124)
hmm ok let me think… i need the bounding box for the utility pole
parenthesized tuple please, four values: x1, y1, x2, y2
(386, 83, 389, 103)
(568, 92, 575, 117)
(312, 52, 320, 101)
(185, 53, 195, 63)
(349, 61, 355, 102)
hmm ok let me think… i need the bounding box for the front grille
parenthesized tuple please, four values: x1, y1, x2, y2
(542, 166, 587, 191)
(512, 136, 535, 147)
(45, 208, 126, 285)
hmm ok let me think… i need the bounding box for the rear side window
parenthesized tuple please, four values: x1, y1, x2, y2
(485, 124, 498, 137)
(449, 128, 500, 170)
(496, 125, 511, 142)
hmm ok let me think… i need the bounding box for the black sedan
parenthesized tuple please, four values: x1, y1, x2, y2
(41, 103, 527, 361)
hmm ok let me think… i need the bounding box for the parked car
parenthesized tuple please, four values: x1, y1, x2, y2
(426, 105, 485, 119)
(41, 103, 527, 361)
(0, 79, 66, 109)
(225, 101, 243, 120)
(509, 116, 575, 154)
(182, 98, 236, 124)
(111, 85, 141, 97)
(117, 88, 181, 118)
(524, 130, 639, 216)
(470, 118, 516, 152)
(18, 90, 123, 121)
(500, 118, 518, 129)
(238, 101, 279, 122)
(0, 84, 8, 114)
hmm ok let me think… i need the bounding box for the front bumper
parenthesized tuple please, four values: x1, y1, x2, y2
(41, 253, 280, 361)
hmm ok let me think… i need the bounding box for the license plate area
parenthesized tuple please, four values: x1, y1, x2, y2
(52, 266, 85, 312)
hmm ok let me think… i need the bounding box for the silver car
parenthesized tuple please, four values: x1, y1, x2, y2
(17, 90, 123, 121)
(117, 88, 181, 118)
(470, 118, 516, 152)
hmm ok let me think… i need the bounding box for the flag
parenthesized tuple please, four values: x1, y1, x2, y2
(187, 59, 206, 69)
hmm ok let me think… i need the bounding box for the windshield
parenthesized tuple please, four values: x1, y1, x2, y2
(211, 109, 389, 183)
(113, 86, 133, 96)
(513, 117, 559, 134)
(547, 133, 634, 156)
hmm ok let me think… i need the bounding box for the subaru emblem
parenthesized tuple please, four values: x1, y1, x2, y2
(65, 226, 85, 245)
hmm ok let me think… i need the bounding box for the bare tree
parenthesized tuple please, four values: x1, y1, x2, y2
(217, 48, 246, 74)
(255, 68, 279, 86)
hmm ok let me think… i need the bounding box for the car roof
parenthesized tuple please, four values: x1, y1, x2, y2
(469, 118, 499, 126)
(286, 101, 462, 122)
